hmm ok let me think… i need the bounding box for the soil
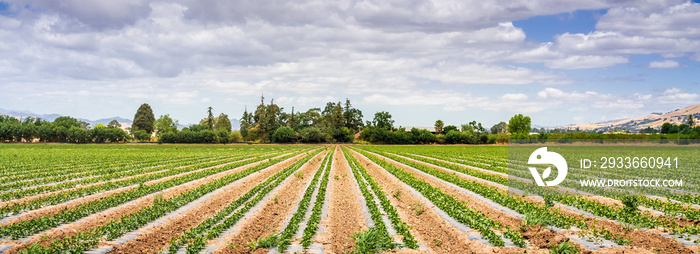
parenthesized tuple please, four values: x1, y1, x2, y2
(212, 150, 328, 254)
(349, 148, 524, 254)
(0, 156, 261, 226)
(319, 146, 368, 253)
(0, 152, 304, 254)
(104, 153, 310, 253)
(376, 150, 698, 254)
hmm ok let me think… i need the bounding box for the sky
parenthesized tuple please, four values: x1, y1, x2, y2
(0, 0, 699, 128)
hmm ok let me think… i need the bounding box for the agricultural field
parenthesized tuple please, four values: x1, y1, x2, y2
(0, 144, 699, 254)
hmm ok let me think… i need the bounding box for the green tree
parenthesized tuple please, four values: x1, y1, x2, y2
(19, 124, 37, 142)
(445, 130, 462, 144)
(434, 120, 444, 134)
(240, 107, 253, 138)
(154, 114, 178, 138)
(661, 122, 673, 134)
(372, 111, 394, 130)
(107, 119, 121, 128)
(343, 99, 364, 132)
(299, 127, 324, 143)
(272, 126, 296, 143)
(133, 130, 151, 142)
(90, 125, 109, 143)
(79, 121, 90, 130)
(320, 102, 349, 142)
(206, 107, 215, 130)
(443, 125, 458, 134)
(490, 122, 507, 134)
(214, 113, 232, 132)
(688, 115, 695, 127)
(508, 114, 531, 134)
(133, 103, 155, 134)
(53, 116, 81, 129)
(67, 126, 90, 143)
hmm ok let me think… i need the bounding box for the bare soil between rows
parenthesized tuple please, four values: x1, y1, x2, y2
(349, 148, 508, 254)
(375, 150, 695, 254)
(212, 150, 328, 254)
(0, 156, 258, 227)
(0, 153, 297, 254)
(320, 146, 367, 254)
(104, 153, 306, 254)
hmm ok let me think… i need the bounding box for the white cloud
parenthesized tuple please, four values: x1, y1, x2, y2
(658, 87, 700, 104)
(500, 93, 528, 100)
(537, 88, 600, 100)
(545, 55, 629, 69)
(0, 0, 698, 126)
(596, 1, 700, 38)
(419, 62, 566, 85)
(648, 60, 680, 68)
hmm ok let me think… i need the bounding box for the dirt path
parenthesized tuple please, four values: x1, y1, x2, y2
(104, 152, 323, 254)
(1, 152, 307, 254)
(318, 146, 367, 254)
(212, 150, 329, 254)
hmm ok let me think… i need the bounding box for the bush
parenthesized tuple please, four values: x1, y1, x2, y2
(133, 130, 151, 142)
(218, 130, 230, 144)
(299, 127, 324, 143)
(272, 126, 296, 143)
(229, 131, 243, 143)
(445, 130, 462, 144)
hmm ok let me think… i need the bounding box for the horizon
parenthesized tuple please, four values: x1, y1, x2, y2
(1, 102, 698, 130)
(1, 1, 699, 128)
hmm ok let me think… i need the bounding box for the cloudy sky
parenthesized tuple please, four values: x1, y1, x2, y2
(1, 0, 699, 127)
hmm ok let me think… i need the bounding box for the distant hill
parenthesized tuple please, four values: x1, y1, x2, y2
(0, 108, 132, 129)
(561, 103, 700, 131)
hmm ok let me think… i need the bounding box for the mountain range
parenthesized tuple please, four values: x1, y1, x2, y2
(560, 103, 700, 131)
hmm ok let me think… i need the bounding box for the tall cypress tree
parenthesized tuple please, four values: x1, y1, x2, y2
(133, 103, 155, 134)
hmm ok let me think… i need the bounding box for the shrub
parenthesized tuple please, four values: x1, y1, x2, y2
(272, 126, 296, 143)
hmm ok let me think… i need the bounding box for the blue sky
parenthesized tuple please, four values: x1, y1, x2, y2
(0, 0, 698, 128)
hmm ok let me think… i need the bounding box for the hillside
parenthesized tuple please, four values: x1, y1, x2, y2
(562, 103, 700, 131)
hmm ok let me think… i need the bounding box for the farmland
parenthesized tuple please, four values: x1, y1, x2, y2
(0, 144, 699, 254)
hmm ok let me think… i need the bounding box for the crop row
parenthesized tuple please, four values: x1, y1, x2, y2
(169, 148, 326, 253)
(356, 147, 634, 246)
(0, 153, 216, 193)
(0, 153, 247, 202)
(17, 148, 323, 254)
(300, 148, 332, 249)
(342, 146, 419, 249)
(274, 149, 332, 252)
(387, 148, 700, 237)
(349, 148, 509, 246)
(0, 151, 284, 218)
(0, 145, 226, 179)
(0, 149, 305, 239)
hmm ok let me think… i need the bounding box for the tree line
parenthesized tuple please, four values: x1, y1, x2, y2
(1, 101, 698, 144)
(0, 115, 129, 143)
